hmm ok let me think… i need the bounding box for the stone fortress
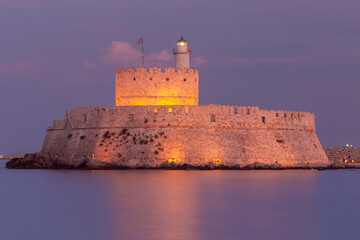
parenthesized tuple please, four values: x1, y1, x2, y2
(27, 36, 331, 169)
(16, 36, 360, 170)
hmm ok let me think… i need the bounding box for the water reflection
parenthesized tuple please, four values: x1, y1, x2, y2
(106, 170, 319, 240)
(108, 171, 201, 240)
(1, 166, 360, 240)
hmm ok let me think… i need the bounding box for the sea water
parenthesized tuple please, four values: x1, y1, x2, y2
(1, 161, 360, 240)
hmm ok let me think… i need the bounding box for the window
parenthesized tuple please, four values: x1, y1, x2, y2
(262, 116, 266, 124)
(154, 108, 158, 113)
(150, 77, 152, 80)
(211, 115, 216, 122)
(284, 113, 287, 118)
(166, 78, 169, 81)
(97, 109, 100, 115)
(234, 108, 238, 114)
(110, 109, 114, 114)
(276, 113, 279, 117)
(83, 114, 87, 122)
(298, 113, 300, 118)
(184, 79, 187, 82)
(247, 109, 250, 115)
(185, 107, 189, 114)
(195, 78, 197, 83)
(129, 115, 134, 122)
(133, 77, 136, 81)
(291, 113, 293, 118)
(168, 108, 172, 113)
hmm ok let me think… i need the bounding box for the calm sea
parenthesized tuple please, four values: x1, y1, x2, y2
(1, 160, 360, 240)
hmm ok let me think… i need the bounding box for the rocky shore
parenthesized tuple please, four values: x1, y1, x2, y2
(6, 152, 360, 170)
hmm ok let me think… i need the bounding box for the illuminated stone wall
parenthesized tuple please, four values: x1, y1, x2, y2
(324, 147, 360, 163)
(41, 105, 329, 167)
(115, 67, 199, 106)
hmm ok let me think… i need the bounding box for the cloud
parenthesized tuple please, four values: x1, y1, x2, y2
(192, 56, 208, 67)
(82, 59, 96, 68)
(100, 41, 140, 65)
(0, 60, 45, 78)
(223, 58, 247, 64)
(147, 49, 172, 65)
(100, 41, 172, 67)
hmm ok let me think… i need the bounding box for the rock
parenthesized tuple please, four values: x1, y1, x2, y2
(254, 162, 266, 169)
(6, 152, 55, 169)
(269, 163, 282, 169)
(162, 160, 170, 167)
(169, 161, 177, 167)
(85, 159, 115, 169)
(204, 162, 216, 170)
(244, 162, 268, 169)
(55, 157, 71, 169)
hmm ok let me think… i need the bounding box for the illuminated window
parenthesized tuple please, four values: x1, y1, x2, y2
(168, 108, 172, 113)
(154, 108, 158, 113)
(166, 78, 169, 81)
(211, 115, 216, 122)
(129, 115, 134, 122)
(262, 116, 266, 124)
(185, 107, 189, 114)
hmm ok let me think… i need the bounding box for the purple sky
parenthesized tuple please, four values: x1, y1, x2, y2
(1, 0, 360, 154)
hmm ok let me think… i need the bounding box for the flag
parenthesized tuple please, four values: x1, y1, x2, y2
(137, 35, 143, 44)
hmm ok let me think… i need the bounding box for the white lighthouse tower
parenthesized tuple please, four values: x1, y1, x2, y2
(173, 36, 191, 69)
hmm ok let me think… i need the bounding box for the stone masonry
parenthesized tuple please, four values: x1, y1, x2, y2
(40, 103, 329, 167)
(115, 67, 198, 106)
(324, 147, 360, 164)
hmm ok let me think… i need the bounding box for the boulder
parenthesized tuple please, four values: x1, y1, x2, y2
(269, 162, 282, 169)
(6, 152, 55, 169)
(204, 162, 216, 170)
(85, 159, 115, 169)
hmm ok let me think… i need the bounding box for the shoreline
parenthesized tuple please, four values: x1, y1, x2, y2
(5, 152, 360, 171)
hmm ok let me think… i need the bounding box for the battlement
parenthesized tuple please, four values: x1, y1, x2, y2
(48, 105, 315, 133)
(115, 66, 199, 106)
(115, 67, 199, 74)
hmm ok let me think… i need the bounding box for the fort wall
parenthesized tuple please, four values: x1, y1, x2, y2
(324, 147, 360, 163)
(115, 67, 199, 106)
(41, 105, 328, 167)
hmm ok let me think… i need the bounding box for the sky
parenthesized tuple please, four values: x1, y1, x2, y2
(1, 0, 359, 154)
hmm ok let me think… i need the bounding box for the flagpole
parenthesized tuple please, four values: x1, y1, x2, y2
(141, 34, 144, 66)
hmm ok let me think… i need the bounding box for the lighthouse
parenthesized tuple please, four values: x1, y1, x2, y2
(173, 36, 191, 69)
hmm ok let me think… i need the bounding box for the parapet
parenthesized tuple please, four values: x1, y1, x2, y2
(51, 105, 315, 133)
